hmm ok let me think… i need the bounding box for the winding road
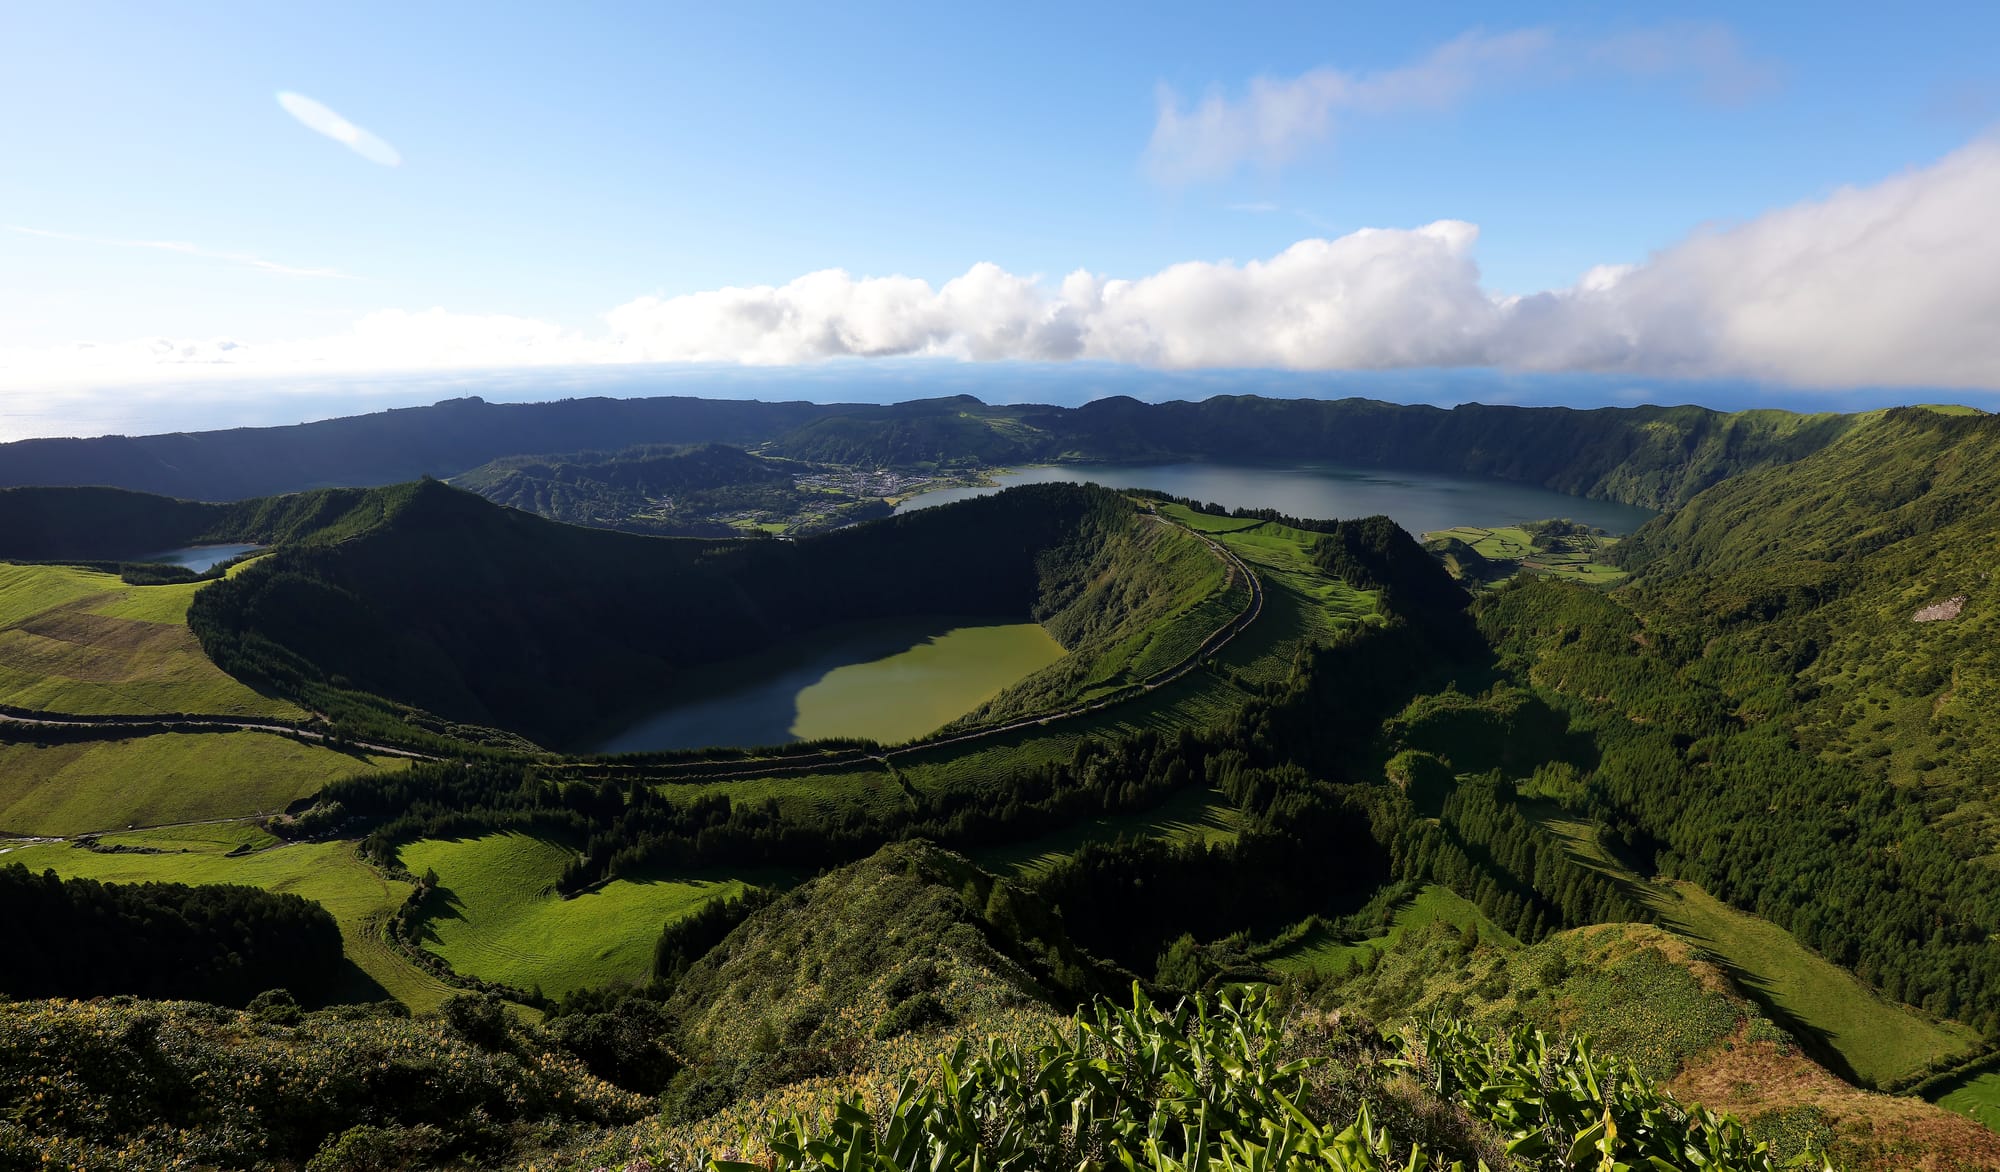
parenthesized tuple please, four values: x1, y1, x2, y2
(549, 507, 1267, 783)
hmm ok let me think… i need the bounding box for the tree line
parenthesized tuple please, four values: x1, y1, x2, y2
(0, 863, 344, 1006)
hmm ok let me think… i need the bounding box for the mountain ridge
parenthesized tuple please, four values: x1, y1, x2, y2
(0, 391, 1871, 510)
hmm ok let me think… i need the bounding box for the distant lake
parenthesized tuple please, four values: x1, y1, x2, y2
(130, 544, 264, 573)
(897, 463, 1656, 536)
(591, 616, 1065, 754)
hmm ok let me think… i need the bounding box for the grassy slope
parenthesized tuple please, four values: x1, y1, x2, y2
(662, 840, 1116, 1063)
(0, 732, 407, 836)
(1937, 1074, 2000, 1132)
(0, 561, 301, 718)
(397, 831, 772, 998)
(971, 784, 1243, 879)
(1423, 524, 1627, 587)
(1, 828, 452, 1011)
(1314, 918, 2000, 1171)
(1530, 804, 1978, 1087)
(1266, 885, 1515, 977)
(963, 505, 1241, 722)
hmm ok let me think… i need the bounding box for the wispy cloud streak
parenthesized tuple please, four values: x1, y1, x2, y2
(8, 225, 355, 279)
(1148, 23, 1778, 182)
(276, 91, 402, 166)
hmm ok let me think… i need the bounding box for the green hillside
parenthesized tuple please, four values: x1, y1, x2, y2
(397, 831, 768, 998)
(189, 479, 1229, 749)
(0, 560, 302, 718)
(0, 482, 410, 564)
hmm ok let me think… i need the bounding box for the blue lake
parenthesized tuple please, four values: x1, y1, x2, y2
(131, 544, 264, 573)
(897, 462, 1656, 537)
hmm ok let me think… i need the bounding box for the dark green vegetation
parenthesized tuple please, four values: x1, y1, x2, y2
(1445, 414, 2000, 1041)
(0, 862, 342, 1005)
(0, 992, 650, 1170)
(655, 841, 1125, 1114)
(0, 391, 1857, 510)
(1613, 406, 2000, 817)
(452, 441, 914, 537)
(0, 482, 416, 565)
(187, 478, 1221, 749)
(452, 441, 793, 534)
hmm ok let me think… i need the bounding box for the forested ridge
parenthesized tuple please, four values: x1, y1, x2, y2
(186, 478, 1219, 748)
(0, 390, 1857, 509)
(451, 442, 804, 535)
(0, 482, 404, 564)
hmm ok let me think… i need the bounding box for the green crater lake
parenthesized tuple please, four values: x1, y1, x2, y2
(591, 617, 1065, 753)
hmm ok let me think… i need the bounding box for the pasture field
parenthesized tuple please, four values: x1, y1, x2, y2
(0, 829, 454, 1011)
(398, 831, 778, 998)
(1936, 1073, 2000, 1132)
(972, 785, 1243, 879)
(1265, 885, 1516, 976)
(0, 731, 408, 837)
(1423, 524, 1626, 587)
(1528, 804, 1980, 1088)
(1159, 506, 1379, 677)
(1648, 879, 1980, 1087)
(0, 561, 303, 719)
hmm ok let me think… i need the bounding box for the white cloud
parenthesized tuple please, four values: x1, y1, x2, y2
(7, 225, 353, 279)
(276, 91, 402, 166)
(1497, 137, 2000, 387)
(1147, 23, 1775, 182)
(6, 136, 1998, 392)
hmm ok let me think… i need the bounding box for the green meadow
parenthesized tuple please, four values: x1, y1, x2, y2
(0, 732, 408, 836)
(0, 828, 454, 1011)
(1265, 885, 1516, 976)
(0, 561, 302, 719)
(1528, 804, 1979, 1088)
(973, 785, 1243, 879)
(398, 832, 776, 998)
(1423, 524, 1626, 587)
(1648, 879, 1980, 1087)
(1935, 1073, 2000, 1132)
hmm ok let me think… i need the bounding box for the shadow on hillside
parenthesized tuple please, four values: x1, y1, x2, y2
(413, 882, 468, 944)
(1683, 948, 1866, 1086)
(315, 957, 394, 1008)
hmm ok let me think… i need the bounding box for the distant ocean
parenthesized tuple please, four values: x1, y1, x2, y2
(2, 360, 1985, 443)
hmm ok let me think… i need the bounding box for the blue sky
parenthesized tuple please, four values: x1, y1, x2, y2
(2, 1, 1998, 433)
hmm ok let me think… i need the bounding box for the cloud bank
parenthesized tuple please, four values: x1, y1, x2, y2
(6, 136, 1998, 392)
(1147, 24, 1777, 182)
